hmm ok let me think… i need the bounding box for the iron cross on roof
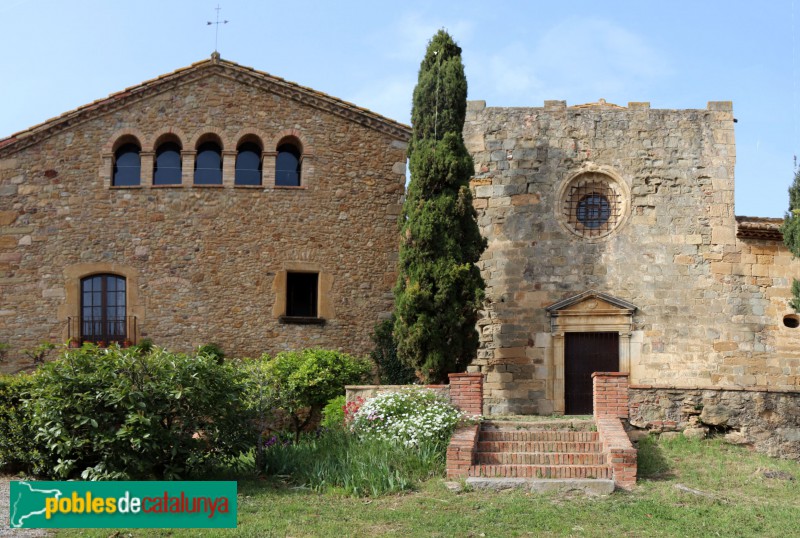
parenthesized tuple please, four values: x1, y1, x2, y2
(207, 5, 229, 54)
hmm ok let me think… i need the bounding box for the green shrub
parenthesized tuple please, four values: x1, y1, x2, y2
(351, 388, 464, 447)
(27, 346, 253, 480)
(370, 317, 416, 384)
(262, 428, 444, 496)
(248, 349, 372, 441)
(133, 338, 154, 354)
(22, 342, 55, 365)
(197, 343, 225, 364)
(240, 355, 277, 470)
(0, 374, 45, 474)
(321, 395, 346, 430)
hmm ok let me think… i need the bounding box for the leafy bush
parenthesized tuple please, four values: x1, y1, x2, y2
(197, 342, 225, 364)
(27, 345, 253, 480)
(0, 374, 45, 474)
(240, 356, 277, 469)
(133, 337, 154, 354)
(351, 388, 464, 447)
(22, 342, 55, 365)
(248, 349, 372, 441)
(262, 428, 444, 496)
(370, 317, 416, 384)
(321, 395, 346, 430)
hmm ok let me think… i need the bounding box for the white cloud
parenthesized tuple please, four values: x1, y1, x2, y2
(468, 17, 671, 106)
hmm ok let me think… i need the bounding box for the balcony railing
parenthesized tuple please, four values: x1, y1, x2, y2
(67, 316, 137, 345)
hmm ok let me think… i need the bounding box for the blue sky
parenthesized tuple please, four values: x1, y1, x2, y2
(0, 0, 797, 217)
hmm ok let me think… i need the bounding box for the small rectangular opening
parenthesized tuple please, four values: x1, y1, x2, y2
(286, 272, 318, 318)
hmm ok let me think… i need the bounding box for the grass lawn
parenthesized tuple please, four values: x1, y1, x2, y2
(57, 436, 800, 537)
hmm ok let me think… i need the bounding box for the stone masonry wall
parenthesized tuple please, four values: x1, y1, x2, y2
(463, 99, 800, 415)
(629, 386, 800, 461)
(0, 64, 408, 372)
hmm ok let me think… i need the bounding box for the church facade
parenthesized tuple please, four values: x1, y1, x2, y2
(0, 55, 410, 373)
(464, 99, 800, 423)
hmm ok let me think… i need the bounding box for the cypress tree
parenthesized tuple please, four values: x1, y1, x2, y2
(780, 168, 800, 311)
(393, 30, 486, 383)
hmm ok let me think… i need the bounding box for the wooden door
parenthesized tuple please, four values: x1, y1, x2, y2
(565, 332, 619, 414)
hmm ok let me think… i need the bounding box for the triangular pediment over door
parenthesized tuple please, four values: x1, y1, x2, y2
(544, 290, 638, 414)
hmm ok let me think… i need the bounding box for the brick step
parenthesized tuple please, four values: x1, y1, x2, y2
(477, 441, 603, 453)
(477, 440, 603, 453)
(479, 430, 599, 443)
(467, 464, 612, 479)
(475, 452, 606, 465)
(482, 419, 596, 432)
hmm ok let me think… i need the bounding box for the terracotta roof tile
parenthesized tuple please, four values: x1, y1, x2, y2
(735, 215, 784, 240)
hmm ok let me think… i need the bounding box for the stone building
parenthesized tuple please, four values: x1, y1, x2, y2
(464, 99, 800, 453)
(0, 54, 410, 373)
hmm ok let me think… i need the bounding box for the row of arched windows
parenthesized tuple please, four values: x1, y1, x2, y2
(112, 134, 303, 188)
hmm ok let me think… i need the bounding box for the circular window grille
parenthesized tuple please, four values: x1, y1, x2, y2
(559, 171, 628, 239)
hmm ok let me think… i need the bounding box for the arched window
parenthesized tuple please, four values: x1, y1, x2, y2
(154, 142, 182, 185)
(81, 274, 127, 344)
(235, 142, 263, 186)
(195, 141, 223, 185)
(113, 143, 141, 186)
(276, 142, 302, 186)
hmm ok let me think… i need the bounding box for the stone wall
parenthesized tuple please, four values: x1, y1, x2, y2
(629, 386, 800, 460)
(0, 58, 409, 372)
(463, 99, 800, 415)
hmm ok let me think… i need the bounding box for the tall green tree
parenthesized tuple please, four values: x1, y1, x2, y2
(394, 30, 486, 383)
(780, 168, 800, 311)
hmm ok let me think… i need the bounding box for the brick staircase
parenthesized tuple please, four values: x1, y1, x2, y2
(444, 373, 636, 493)
(469, 420, 612, 480)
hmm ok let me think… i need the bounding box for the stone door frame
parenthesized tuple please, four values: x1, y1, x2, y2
(545, 290, 637, 414)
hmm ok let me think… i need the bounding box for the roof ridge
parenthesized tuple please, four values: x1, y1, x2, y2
(0, 56, 410, 156)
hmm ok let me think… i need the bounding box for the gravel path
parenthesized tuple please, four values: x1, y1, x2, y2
(0, 476, 49, 536)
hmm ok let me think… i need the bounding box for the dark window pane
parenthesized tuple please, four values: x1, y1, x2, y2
(195, 142, 223, 185)
(286, 272, 318, 317)
(576, 194, 611, 229)
(113, 144, 141, 186)
(276, 143, 301, 186)
(235, 142, 262, 185)
(80, 274, 127, 343)
(154, 142, 182, 185)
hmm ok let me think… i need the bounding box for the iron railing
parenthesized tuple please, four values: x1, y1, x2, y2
(67, 316, 137, 345)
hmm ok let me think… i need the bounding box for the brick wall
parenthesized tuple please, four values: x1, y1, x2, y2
(445, 373, 484, 478)
(592, 371, 630, 419)
(346, 373, 485, 416)
(448, 373, 484, 416)
(593, 372, 636, 489)
(445, 423, 480, 479)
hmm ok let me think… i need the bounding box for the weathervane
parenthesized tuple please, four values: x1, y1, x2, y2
(207, 5, 229, 53)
